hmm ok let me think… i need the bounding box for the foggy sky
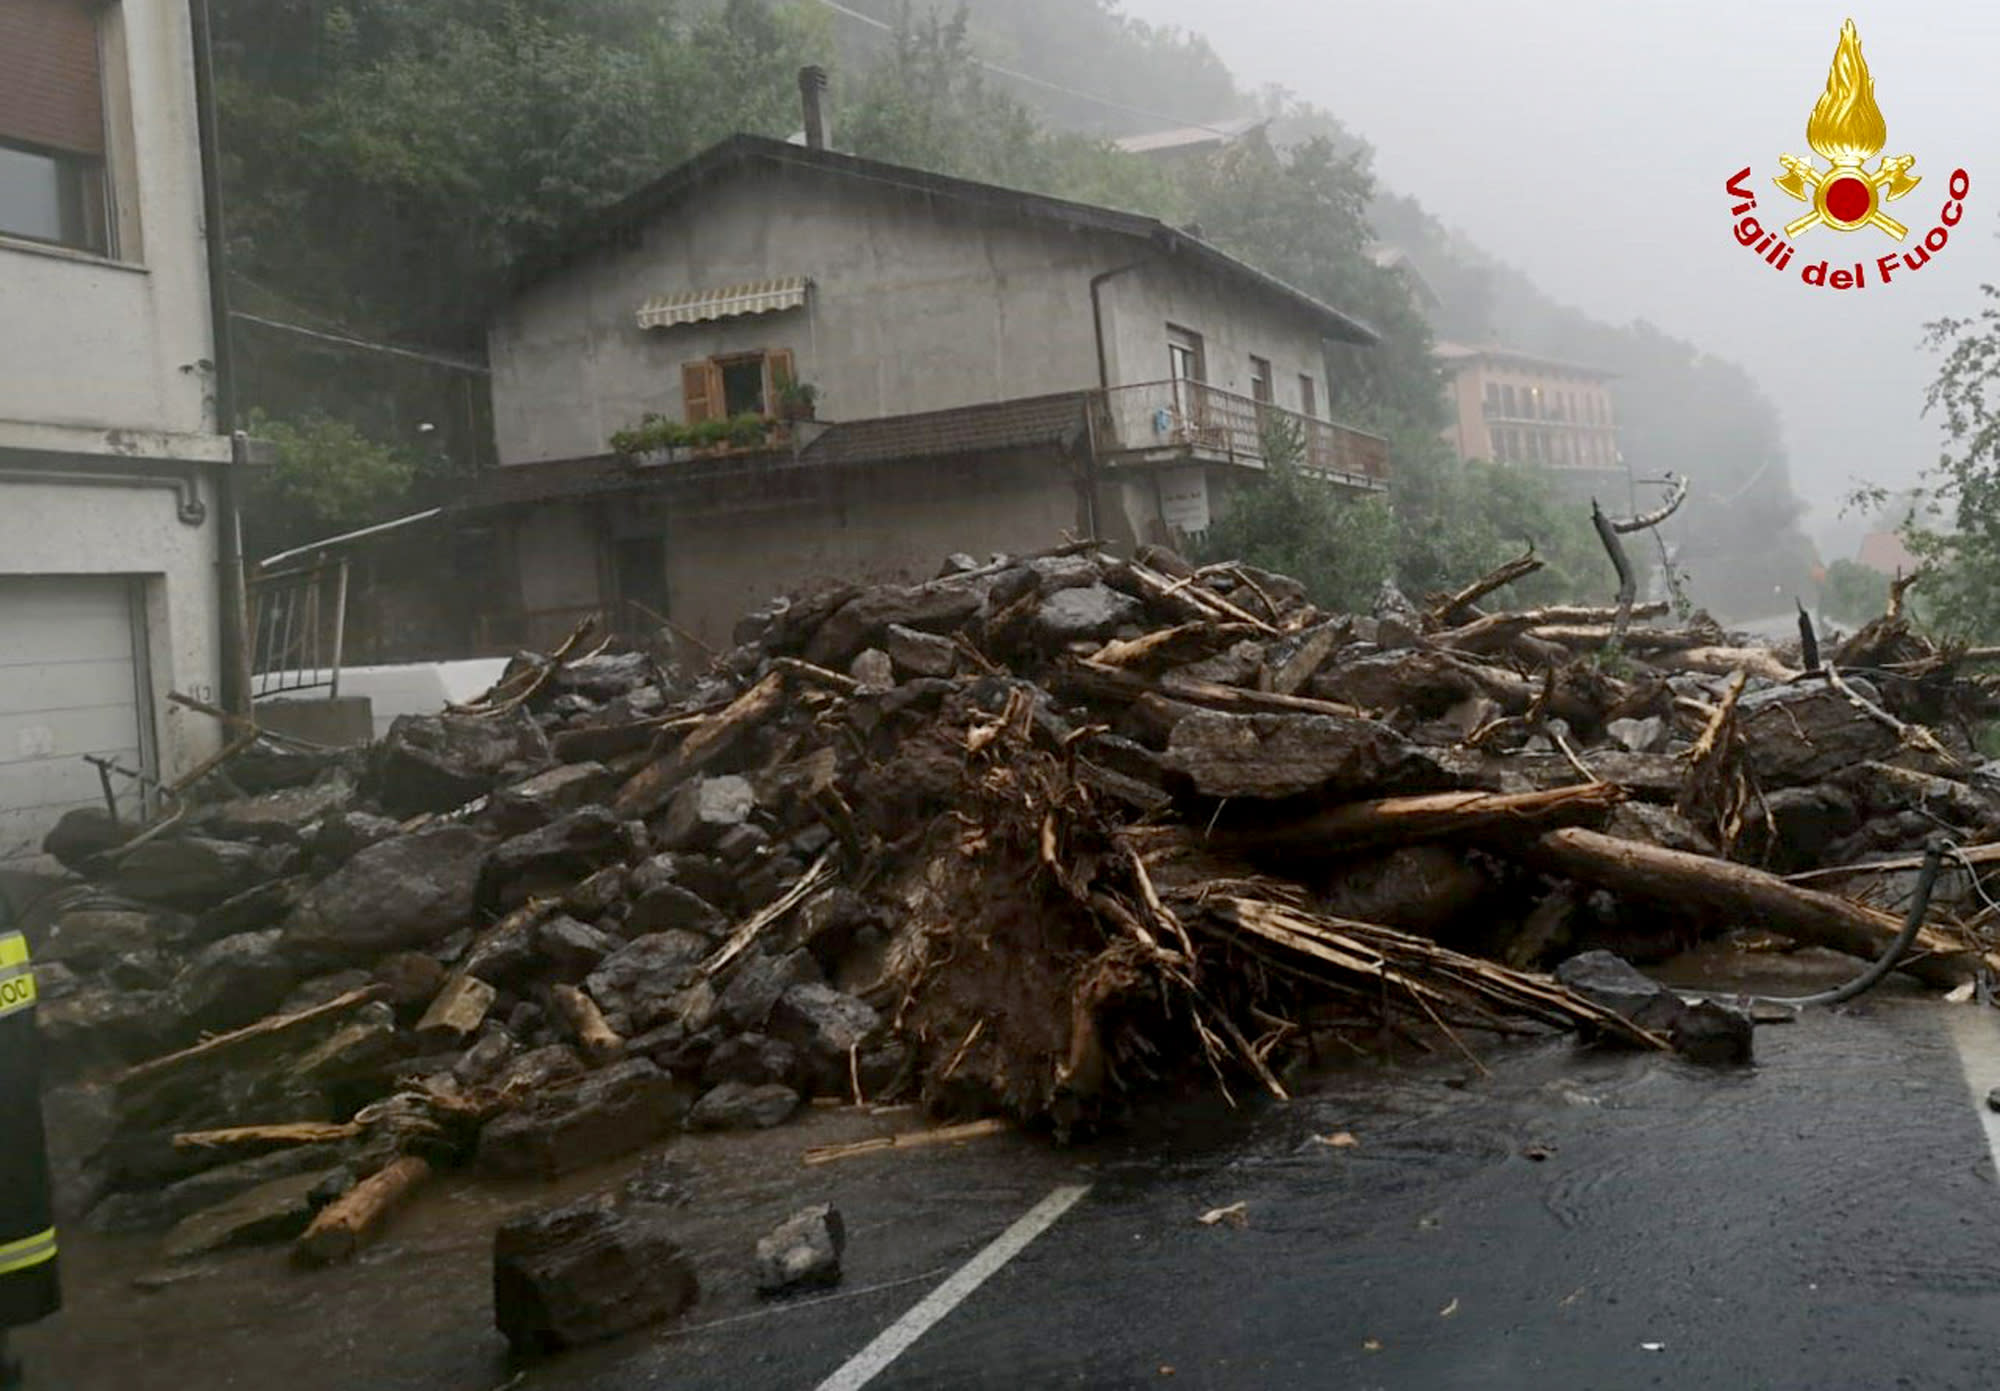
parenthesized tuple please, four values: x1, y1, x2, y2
(1119, 0, 2000, 556)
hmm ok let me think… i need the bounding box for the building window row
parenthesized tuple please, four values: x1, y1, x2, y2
(1489, 426, 1618, 471)
(1482, 380, 1611, 426)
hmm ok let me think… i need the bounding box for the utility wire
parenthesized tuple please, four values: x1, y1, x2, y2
(230, 310, 491, 376)
(811, 0, 1247, 139)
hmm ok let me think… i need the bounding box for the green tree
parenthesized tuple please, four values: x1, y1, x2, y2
(243, 409, 419, 549)
(1899, 282, 2000, 641)
(1819, 559, 1890, 627)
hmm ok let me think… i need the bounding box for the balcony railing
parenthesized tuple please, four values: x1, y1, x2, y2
(1090, 379, 1389, 488)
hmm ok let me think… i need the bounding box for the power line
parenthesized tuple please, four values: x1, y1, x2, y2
(811, 0, 1245, 140)
(230, 310, 491, 375)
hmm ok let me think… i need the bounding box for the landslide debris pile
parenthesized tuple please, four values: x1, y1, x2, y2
(28, 543, 2000, 1255)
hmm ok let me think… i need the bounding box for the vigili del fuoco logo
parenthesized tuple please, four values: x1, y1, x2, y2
(1724, 18, 1968, 290)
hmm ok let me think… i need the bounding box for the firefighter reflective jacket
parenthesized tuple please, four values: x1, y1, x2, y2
(0, 926, 58, 1328)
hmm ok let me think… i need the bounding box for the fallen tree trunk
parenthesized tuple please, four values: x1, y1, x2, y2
(1654, 647, 1799, 682)
(293, 1155, 433, 1267)
(1213, 783, 1624, 856)
(1515, 827, 1976, 986)
(173, 1122, 362, 1156)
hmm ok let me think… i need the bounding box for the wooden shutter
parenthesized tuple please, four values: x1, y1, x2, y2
(764, 348, 796, 414)
(0, 0, 105, 156)
(682, 361, 718, 424)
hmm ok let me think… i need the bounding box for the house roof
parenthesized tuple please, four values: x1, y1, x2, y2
(504, 134, 1377, 347)
(1113, 116, 1266, 156)
(454, 392, 1097, 514)
(1435, 341, 1617, 380)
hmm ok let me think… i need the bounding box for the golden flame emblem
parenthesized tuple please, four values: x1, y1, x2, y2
(1774, 19, 1920, 239)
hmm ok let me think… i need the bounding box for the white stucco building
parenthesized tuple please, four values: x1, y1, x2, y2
(0, 0, 232, 861)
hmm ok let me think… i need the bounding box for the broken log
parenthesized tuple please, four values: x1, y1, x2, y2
(1514, 827, 1977, 987)
(1211, 783, 1624, 856)
(551, 984, 625, 1065)
(1066, 659, 1364, 720)
(613, 670, 787, 818)
(173, 1123, 363, 1155)
(1655, 647, 1799, 683)
(292, 1155, 433, 1268)
(1120, 560, 1279, 635)
(1428, 550, 1545, 626)
(1088, 622, 1258, 672)
(118, 986, 382, 1095)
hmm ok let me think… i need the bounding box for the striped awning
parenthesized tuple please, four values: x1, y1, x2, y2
(635, 276, 811, 330)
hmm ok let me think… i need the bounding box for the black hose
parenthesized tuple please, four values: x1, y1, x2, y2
(1747, 840, 1946, 1008)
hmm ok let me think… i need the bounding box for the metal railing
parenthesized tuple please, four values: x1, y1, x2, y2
(249, 558, 349, 699)
(1090, 379, 1389, 486)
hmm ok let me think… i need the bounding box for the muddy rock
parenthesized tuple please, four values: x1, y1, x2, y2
(283, 824, 490, 966)
(657, 776, 756, 852)
(701, 1034, 802, 1090)
(687, 1081, 800, 1131)
(1605, 716, 1669, 755)
(769, 984, 880, 1091)
(755, 1204, 844, 1294)
(168, 930, 298, 1035)
(534, 915, 619, 979)
(308, 810, 402, 867)
(1163, 710, 1432, 801)
(37, 988, 178, 1070)
(555, 652, 656, 702)
(1554, 950, 1686, 1037)
(495, 1044, 587, 1094)
(560, 865, 629, 921)
(717, 949, 822, 1032)
(365, 709, 551, 817)
(849, 647, 896, 692)
(200, 776, 356, 845)
(489, 762, 619, 835)
(805, 580, 986, 668)
(197, 876, 311, 943)
(885, 623, 958, 678)
(626, 882, 726, 939)
(1672, 998, 1755, 1065)
(454, 1028, 515, 1086)
(110, 837, 271, 911)
(39, 909, 157, 971)
(477, 1058, 685, 1179)
(279, 969, 376, 1014)
(161, 1168, 341, 1262)
(584, 933, 709, 1031)
(479, 808, 638, 913)
(373, 952, 448, 1009)
(41, 807, 132, 870)
(87, 1143, 350, 1236)
(1035, 583, 1142, 644)
(493, 1195, 699, 1355)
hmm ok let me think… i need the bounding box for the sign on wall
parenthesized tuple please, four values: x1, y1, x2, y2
(1158, 467, 1211, 537)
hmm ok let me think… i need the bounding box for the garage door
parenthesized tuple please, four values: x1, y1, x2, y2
(0, 576, 152, 864)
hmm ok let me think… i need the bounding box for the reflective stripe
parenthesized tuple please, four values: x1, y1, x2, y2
(0, 933, 26, 969)
(0, 1228, 55, 1277)
(0, 968, 35, 1019)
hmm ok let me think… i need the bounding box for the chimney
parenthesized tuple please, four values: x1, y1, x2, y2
(798, 66, 831, 151)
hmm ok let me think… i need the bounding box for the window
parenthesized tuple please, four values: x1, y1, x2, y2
(1483, 382, 1500, 416)
(1500, 384, 1519, 419)
(0, 0, 110, 254)
(1249, 356, 1273, 405)
(681, 348, 796, 423)
(1167, 326, 1205, 384)
(1299, 374, 1318, 418)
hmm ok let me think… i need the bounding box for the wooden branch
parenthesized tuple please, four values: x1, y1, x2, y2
(1528, 624, 1708, 652)
(173, 1123, 362, 1155)
(1788, 841, 2000, 884)
(1887, 566, 1925, 622)
(551, 984, 625, 1065)
(1428, 549, 1543, 626)
(1067, 659, 1364, 719)
(292, 1156, 433, 1268)
(1797, 599, 1821, 674)
(1210, 783, 1624, 857)
(118, 986, 382, 1093)
(702, 852, 835, 979)
(613, 669, 787, 817)
(1514, 827, 1976, 987)
(1088, 622, 1257, 672)
(1654, 647, 1799, 682)
(1591, 499, 1637, 640)
(1824, 663, 1959, 766)
(1609, 474, 1690, 535)
(1123, 561, 1279, 635)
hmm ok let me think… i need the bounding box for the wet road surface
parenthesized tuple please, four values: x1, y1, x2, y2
(21, 954, 2000, 1389)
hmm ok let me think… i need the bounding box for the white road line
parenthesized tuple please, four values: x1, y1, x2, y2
(1946, 1007, 2000, 1173)
(814, 1183, 1091, 1391)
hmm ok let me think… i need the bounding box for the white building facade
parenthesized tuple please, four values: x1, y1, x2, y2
(0, 0, 232, 861)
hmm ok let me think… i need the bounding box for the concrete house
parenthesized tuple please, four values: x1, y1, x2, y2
(1437, 343, 1624, 490)
(352, 123, 1387, 657)
(0, 0, 233, 861)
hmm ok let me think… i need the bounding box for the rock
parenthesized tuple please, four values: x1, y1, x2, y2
(373, 952, 448, 1009)
(713, 823, 771, 865)
(364, 709, 551, 817)
(196, 876, 310, 943)
(1671, 998, 1755, 1065)
(461, 911, 544, 988)
(628, 852, 734, 908)
(535, 915, 619, 979)
(168, 930, 298, 1035)
(42, 807, 131, 869)
(493, 1195, 698, 1355)
(560, 865, 628, 921)
(36, 987, 179, 1069)
(110, 837, 269, 911)
(620, 1155, 693, 1208)
(479, 808, 637, 913)
(1739, 681, 1900, 789)
(200, 776, 355, 845)
(1605, 716, 1669, 755)
(1746, 784, 1863, 873)
(716, 949, 822, 1031)
(227, 739, 334, 795)
(161, 1168, 342, 1262)
(489, 763, 618, 835)
(495, 1044, 586, 1095)
(477, 1058, 685, 1179)
(805, 580, 986, 668)
(279, 969, 376, 1015)
(701, 1034, 801, 1090)
(687, 1081, 800, 1131)
(884, 623, 958, 678)
(283, 824, 490, 966)
(1163, 710, 1434, 801)
(308, 810, 402, 867)
(1174, 640, 1267, 687)
(454, 1029, 515, 1086)
(32, 959, 80, 1001)
(555, 652, 656, 702)
(657, 776, 756, 852)
(1373, 579, 1420, 624)
(40, 909, 157, 971)
(1554, 950, 1687, 1037)
(1035, 583, 1143, 644)
(755, 1204, 844, 1294)
(626, 882, 725, 939)
(584, 933, 710, 1031)
(768, 984, 880, 1091)
(87, 1144, 348, 1236)
(291, 1001, 400, 1086)
(417, 975, 497, 1043)
(849, 647, 896, 692)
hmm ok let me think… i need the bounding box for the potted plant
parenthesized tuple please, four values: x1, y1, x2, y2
(776, 374, 819, 422)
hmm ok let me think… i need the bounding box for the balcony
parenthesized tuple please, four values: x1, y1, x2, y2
(1090, 379, 1389, 490)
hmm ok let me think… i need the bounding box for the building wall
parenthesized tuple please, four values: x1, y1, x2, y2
(0, 0, 227, 790)
(1442, 354, 1621, 474)
(0, 0, 225, 461)
(488, 161, 1351, 467)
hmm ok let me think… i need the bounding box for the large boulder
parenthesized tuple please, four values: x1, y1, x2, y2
(1034, 584, 1142, 645)
(168, 930, 299, 1034)
(768, 984, 880, 1092)
(493, 1195, 698, 1355)
(716, 950, 822, 1032)
(109, 838, 271, 911)
(1554, 950, 1686, 1037)
(476, 1058, 685, 1179)
(1162, 710, 1434, 801)
(363, 710, 551, 817)
(198, 775, 356, 845)
(308, 811, 402, 868)
(687, 1081, 800, 1132)
(479, 808, 637, 913)
(656, 776, 756, 853)
(39, 909, 158, 972)
(584, 934, 710, 1032)
(282, 824, 490, 966)
(41, 808, 131, 870)
(488, 763, 619, 836)
(160, 1168, 341, 1263)
(805, 580, 986, 668)
(196, 876, 311, 944)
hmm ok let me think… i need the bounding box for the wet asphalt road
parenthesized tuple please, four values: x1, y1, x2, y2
(23, 961, 2000, 1390)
